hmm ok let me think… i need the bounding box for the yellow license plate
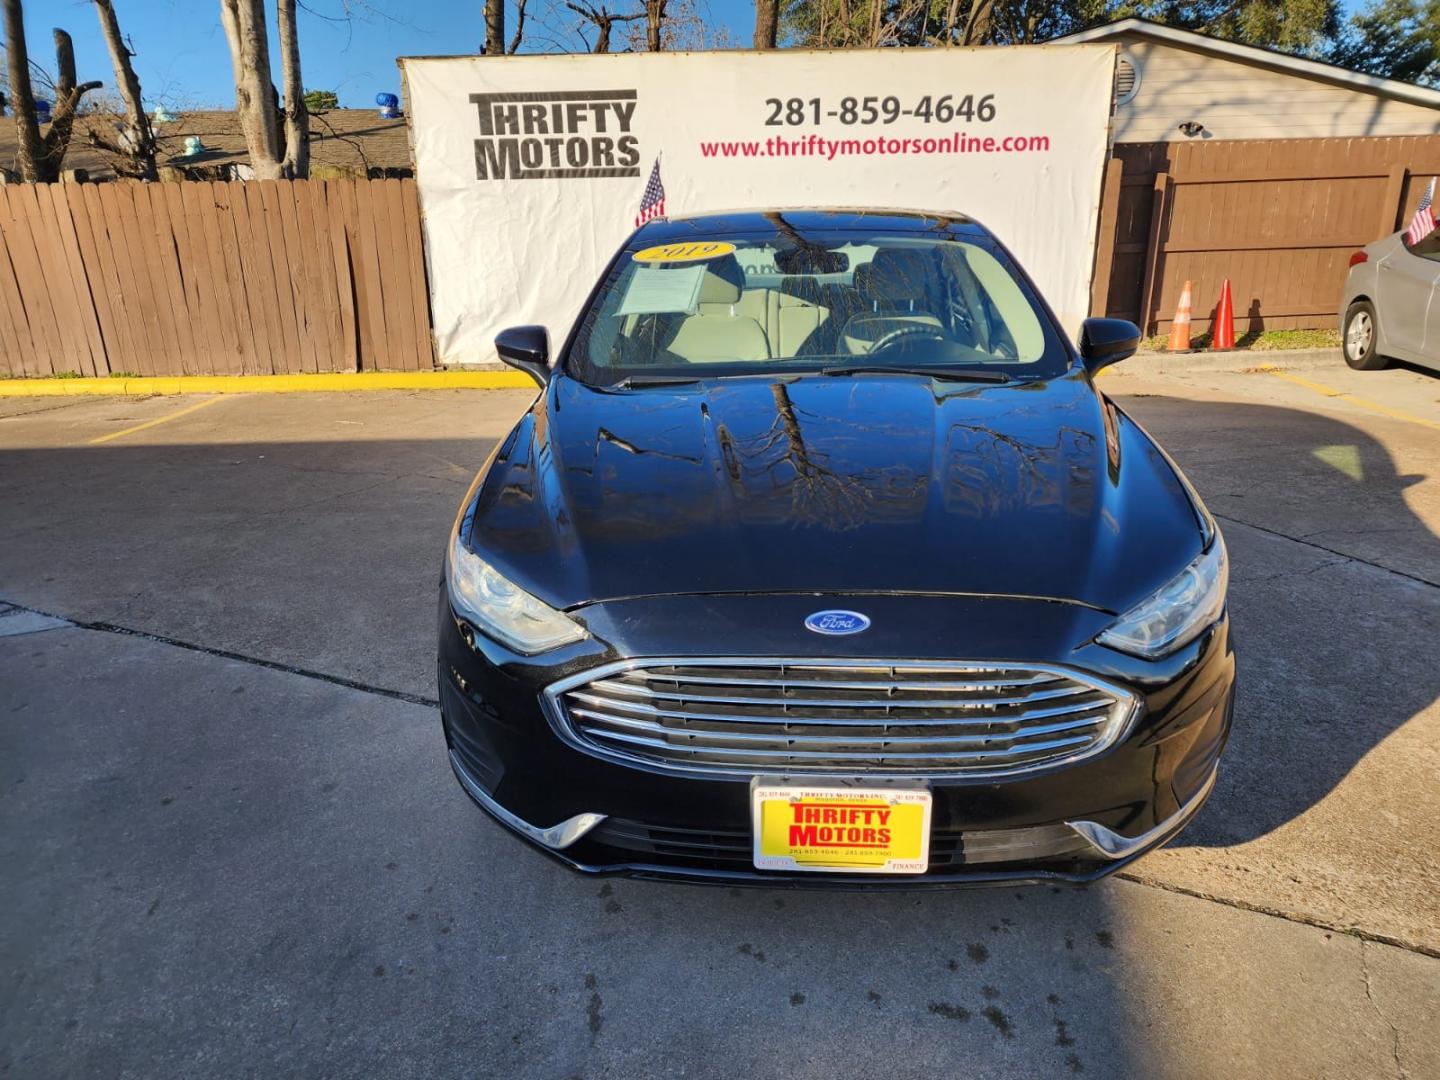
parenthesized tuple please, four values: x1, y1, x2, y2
(751, 782, 931, 874)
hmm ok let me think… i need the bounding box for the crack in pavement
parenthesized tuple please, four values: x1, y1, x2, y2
(1117, 870, 1440, 960)
(0, 398, 104, 420)
(1299, 525, 1414, 540)
(1359, 939, 1409, 1079)
(0, 598, 438, 709)
(1215, 513, 1440, 590)
(1230, 556, 1354, 587)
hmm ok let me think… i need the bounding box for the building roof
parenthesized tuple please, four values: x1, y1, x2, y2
(2, 107, 413, 180)
(1055, 17, 1440, 111)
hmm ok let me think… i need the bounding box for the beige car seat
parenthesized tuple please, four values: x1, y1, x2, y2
(666, 255, 771, 362)
(775, 276, 831, 356)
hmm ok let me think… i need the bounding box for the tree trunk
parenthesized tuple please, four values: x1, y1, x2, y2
(92, 0, 157, 180)
(4, 0, 47, 182)
(219, 0, 284, 180)
(276, 0, 308, 178)
(835, 0, 851, 45)
(753, 0, 778, 48)
(2, 16, 101, 184)
(645, 0, 665, 50)
(484, 0, 505, 54)
(595, 16, 612, 52)
(961, 0, 993, 45)
(44, 30, 104, 179)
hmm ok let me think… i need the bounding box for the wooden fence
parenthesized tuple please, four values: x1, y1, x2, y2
(0, 177, 434, 377)
(1091, 135, 1440, 336)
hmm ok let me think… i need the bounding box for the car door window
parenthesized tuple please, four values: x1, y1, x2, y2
(1403, 228, 1440, 264)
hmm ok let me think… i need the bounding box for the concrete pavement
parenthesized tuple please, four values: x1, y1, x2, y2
(0, 389, 536, 700)
(3, 359, 1440, 1077)
(2, 625, 1435, 1080)
(1100, 359, 1440, 959)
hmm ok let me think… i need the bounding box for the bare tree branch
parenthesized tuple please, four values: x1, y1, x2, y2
(92, 0, 156, 180)
(565, 1, 643, 53)
(309, 108, 370, 171)
(942, 0, 961, 43)
(508, 0, 528, 53)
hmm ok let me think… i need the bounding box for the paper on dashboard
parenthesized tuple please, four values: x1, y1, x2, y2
(615, 265, 706, 316)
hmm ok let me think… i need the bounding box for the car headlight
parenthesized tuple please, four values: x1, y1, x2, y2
(446, 533, 587, 655)
(1097, 536, 1228, 659)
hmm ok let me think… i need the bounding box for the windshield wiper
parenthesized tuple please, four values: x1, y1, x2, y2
(612, 374, 704, 388)
(818, 365, 1014, 383)
(612, 367, 1015, 387)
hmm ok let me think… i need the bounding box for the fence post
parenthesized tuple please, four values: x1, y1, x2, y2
(1379, 165, 1408, 237)
(1089, 156, 1125, 318)
(1138, 172, 1171, 337)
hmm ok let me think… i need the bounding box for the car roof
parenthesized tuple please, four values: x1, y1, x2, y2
(634, 208, 989, 243)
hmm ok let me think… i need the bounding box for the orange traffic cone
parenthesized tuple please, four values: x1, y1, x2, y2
(1211, 279, 1235, 350)
(1167, 280, 1194, 352)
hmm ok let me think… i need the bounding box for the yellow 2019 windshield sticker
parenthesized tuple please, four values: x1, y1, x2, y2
(632, 241, 736, 264)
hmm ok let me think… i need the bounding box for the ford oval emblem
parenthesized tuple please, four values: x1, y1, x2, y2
(804, 610, 871, 636)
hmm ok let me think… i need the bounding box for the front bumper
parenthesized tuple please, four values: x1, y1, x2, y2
(439, 589, 1235, 887)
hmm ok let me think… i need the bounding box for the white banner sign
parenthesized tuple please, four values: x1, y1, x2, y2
(400, 46, 1116, 366)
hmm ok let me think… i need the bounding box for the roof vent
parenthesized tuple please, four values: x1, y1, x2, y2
(153, 105, 177, 123)
(376, 92, 401, 119)
(1114, 52, 1141, 106)
(182, 135, 204, 156)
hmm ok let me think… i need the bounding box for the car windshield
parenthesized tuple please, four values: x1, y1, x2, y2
(565, 223, 1070, 384)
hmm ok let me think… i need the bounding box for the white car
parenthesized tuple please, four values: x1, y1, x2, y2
(1339, 227, 1440, 371)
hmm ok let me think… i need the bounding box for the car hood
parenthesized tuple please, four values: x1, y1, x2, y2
(465, 371, 1204, 614)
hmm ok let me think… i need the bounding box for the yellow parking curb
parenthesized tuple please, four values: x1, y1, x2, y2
(0, 371, 535, 396)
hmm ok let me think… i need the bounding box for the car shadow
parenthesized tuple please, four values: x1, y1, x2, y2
(1106, 394, 1439, 851)
(1394, 357, 1440, 379)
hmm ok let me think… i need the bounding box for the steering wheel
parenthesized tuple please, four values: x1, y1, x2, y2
(867, 324, 948, 354)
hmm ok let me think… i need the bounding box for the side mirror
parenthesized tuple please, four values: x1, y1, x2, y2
(1078, 318, 1141, 374)
(495, 325, 551, 387)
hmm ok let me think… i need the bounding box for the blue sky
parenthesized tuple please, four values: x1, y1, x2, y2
(28, 0, 1370, 111)
(26, 0, 754, 109)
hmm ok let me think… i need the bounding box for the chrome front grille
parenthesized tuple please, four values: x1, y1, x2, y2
(544, 659, 1138, 780)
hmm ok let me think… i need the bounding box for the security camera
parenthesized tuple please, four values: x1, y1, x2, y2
(1178, 121, 1205, 137)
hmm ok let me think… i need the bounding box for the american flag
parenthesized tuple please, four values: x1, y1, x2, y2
(1406, 177, 1435, 246)
(634, 157, 665, 227)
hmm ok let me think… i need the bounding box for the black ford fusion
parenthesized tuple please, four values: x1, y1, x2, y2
(439, 209, 1234, 886)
